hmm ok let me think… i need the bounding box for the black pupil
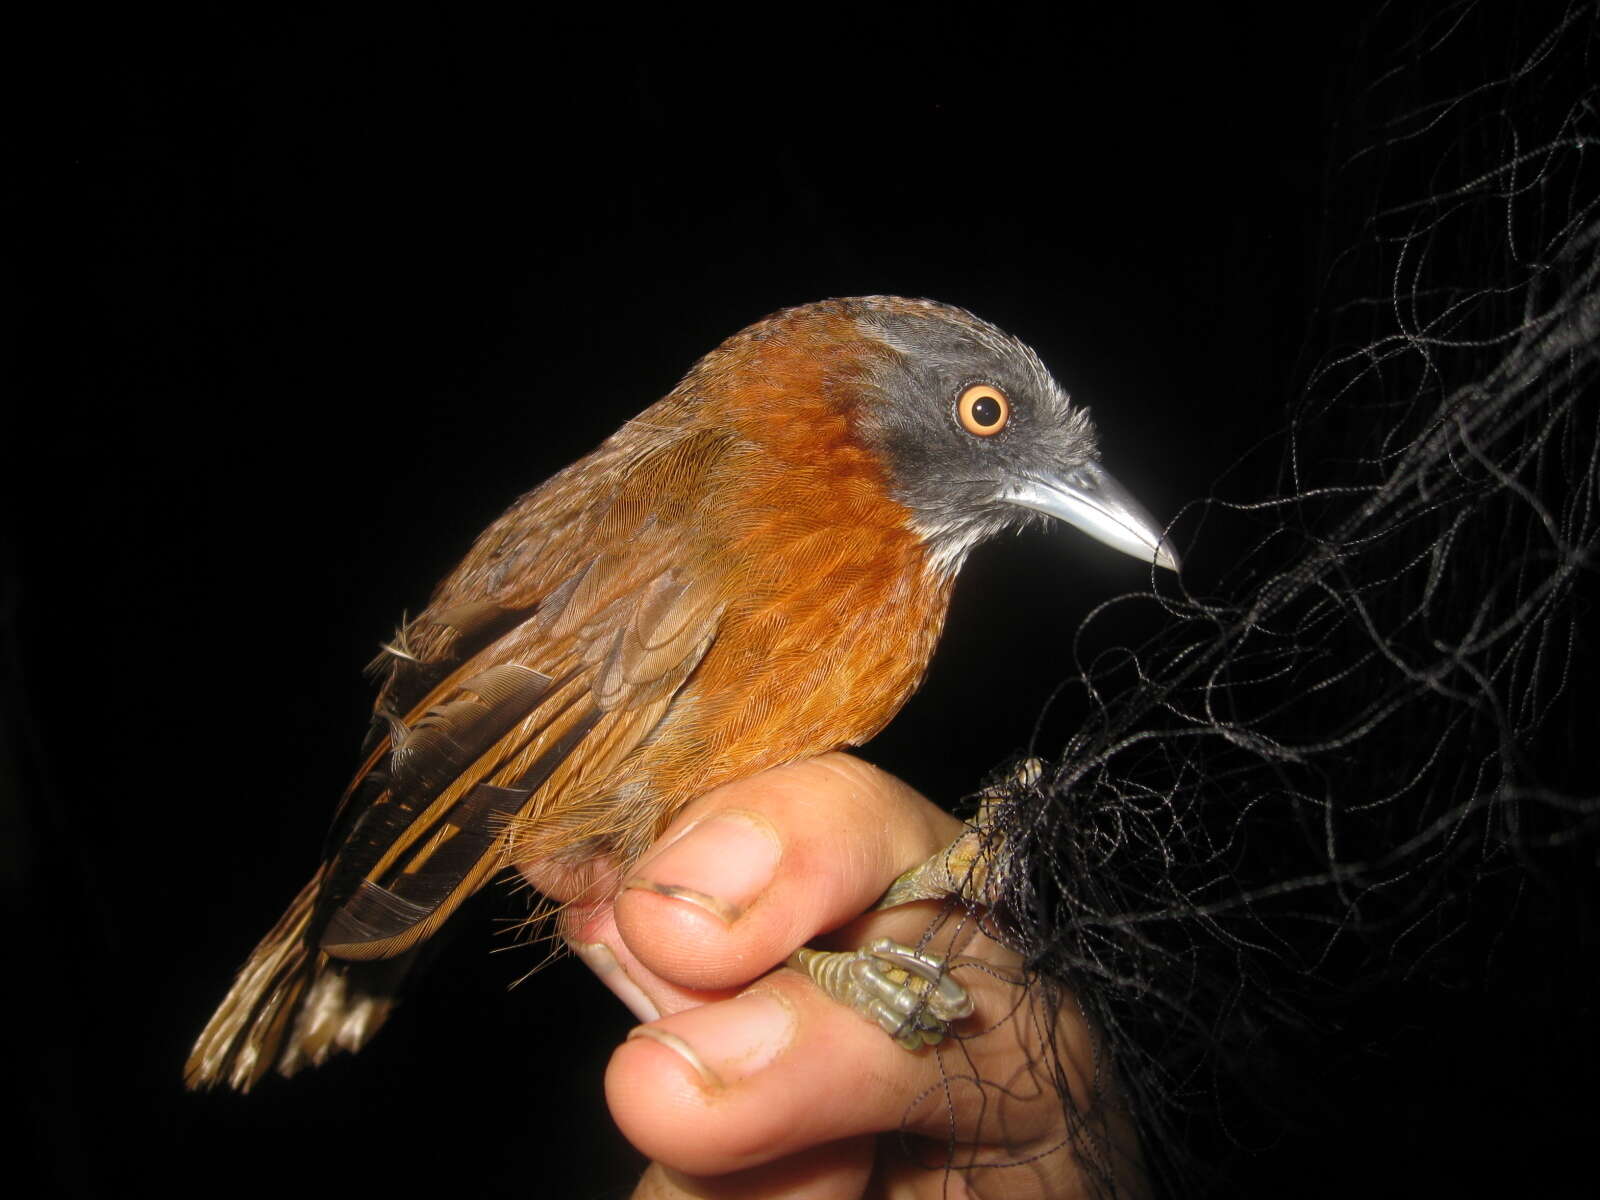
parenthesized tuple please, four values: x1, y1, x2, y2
(970, 395, 1002, 427)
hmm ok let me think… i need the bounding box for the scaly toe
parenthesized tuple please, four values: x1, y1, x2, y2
(790, 937, 974, 1050)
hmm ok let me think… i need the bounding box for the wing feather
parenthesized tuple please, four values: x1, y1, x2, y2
(188, 428, 745, 1087)
(311, 433, 736, 962)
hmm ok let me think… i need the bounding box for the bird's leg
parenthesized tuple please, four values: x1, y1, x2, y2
(789, 758, 1041, 1049)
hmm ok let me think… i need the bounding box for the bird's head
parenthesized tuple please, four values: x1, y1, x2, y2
(835, 296, 1180, 576)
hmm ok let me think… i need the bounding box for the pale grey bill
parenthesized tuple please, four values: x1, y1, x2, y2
(1002, 461, 1181, 572)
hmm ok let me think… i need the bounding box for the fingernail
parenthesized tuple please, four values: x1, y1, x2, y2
(568, 939, 660, 1022)
(622, 809, 782, 923)
(626, 991, 794, 1089)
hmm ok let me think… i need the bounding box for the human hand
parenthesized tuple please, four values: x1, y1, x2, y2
(525, 753, 1146, 1199)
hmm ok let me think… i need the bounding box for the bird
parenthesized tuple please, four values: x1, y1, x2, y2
(184, 295, 1178, 1091)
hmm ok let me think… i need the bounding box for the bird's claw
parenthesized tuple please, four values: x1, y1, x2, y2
(791, 937, 974, 1050)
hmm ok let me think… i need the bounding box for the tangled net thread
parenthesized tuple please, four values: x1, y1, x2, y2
(947, 4, 1600, 1193)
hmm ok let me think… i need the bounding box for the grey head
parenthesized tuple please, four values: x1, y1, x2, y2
(846, 296, 1180, 576)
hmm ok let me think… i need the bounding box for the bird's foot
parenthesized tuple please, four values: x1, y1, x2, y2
(794, 759, 1043, 1050)
(789, 937, 974, 1050)
(872, 756, 1042, 910)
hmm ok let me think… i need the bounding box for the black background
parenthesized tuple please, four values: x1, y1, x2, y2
(12, 6, 1592, 1197)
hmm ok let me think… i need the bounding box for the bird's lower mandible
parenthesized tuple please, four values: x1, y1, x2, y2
(184, 295, 1177, 1093)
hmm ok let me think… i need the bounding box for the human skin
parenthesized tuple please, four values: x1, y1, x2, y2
(524, 754, 1147, 1199)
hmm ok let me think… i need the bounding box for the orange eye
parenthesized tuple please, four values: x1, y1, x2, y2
(956, 384, 1010, 436)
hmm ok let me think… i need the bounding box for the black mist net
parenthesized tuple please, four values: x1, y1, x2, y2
(932, 5, 1599, 1195)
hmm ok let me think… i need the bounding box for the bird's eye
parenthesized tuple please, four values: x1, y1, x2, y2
(956, 384, 1010, 437)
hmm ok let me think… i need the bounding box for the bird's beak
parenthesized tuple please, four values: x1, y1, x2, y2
(1002, 461, 1180, 572)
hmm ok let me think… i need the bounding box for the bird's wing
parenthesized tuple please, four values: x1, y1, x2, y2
(310, 427, 738, 962)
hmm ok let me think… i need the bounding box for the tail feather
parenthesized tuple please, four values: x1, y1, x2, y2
(184, 870, 405, 1091)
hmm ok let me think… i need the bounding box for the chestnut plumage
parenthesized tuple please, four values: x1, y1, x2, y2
(185, 296, 1177, 1091)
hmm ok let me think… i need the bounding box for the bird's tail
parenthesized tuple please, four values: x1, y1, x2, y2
(184, 869, 408, 1091)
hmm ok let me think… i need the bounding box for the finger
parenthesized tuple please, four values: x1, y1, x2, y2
(595, 753, 1142, 1196)
(629, 1139, 873, 1200)
(609, 942, 1139, 1200)
(521, 752, 960, 1022)
(605, 955, 1072, 1180)
(563, 886, 739, 1022)
(613, 753, 964, 992)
